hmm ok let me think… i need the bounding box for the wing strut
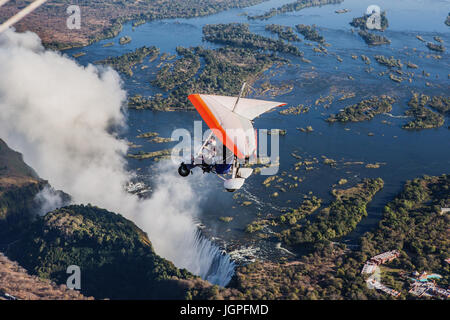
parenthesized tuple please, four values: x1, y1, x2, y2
(0, 0, 49, 33)
(232, 82, 247, 113)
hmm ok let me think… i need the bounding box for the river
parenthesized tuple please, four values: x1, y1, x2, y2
(66, 0, 450, 260)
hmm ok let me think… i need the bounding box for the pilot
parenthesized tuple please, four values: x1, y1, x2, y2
(202, 136, 217, 165)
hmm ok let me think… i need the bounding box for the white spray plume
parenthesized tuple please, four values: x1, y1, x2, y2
(0, 29, 234, 286)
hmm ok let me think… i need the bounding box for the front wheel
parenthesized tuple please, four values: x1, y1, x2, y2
(178, 163, 190, 177)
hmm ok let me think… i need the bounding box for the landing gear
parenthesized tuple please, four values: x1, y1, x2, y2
(178, 163, 190, 177)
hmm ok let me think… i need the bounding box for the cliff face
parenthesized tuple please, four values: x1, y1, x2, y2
(7, 204, 200, 299)
(0, 138, 38, 180)
(0, 139, 223, 300)
(0, 139, 46, 242)
(0, 253, 91, 300)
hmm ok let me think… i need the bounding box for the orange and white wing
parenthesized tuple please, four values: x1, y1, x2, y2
(188, 94, 286, 159)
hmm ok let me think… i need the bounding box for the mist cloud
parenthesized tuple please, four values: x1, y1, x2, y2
(0, 29, 233, 285)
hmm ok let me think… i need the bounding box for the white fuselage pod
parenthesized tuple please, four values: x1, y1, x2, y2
(224, 178, 245, 192)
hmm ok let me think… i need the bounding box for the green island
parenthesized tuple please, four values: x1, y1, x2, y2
(446, 13, 450, 26)
(232, 175, 449, 299)
(428, 96, 450, 115)
(350, 11, 389, 31)
(245, 178, 384, 245)
(374, 55, 403, 68)
(265, 24, 302, 42)
(335, 8, 350, 14)
(256, 81, 294, 97)
(280, 178, 384, 245)
(72, 52, 86, 58)
(406, 62, 419, 69)
(279, 105, 310, 115)
(203, 23, 304, 56)
(134, 131, 173, 143)
(402, 93, 445, 130)
(361, 55, 371, 64)
(136, 132, 159, 139)
(96, 46, 160, 77)
(426, 42, 446, 52)
(295, 24, 325, 43)
(327, 96, 395, 123)
(219, 216, 234, 223)
(389, 74, 404, 83)
(119, 36, 132, 45)
(129, 46, 288, 111)
(247, 0, 343, 21)
(246, 196, 322, 234)
(127, 149, 173, 161)
(152, 47, 201, 91)
(358, 30, 391, 46)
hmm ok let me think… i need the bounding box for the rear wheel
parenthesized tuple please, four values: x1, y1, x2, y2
(178, 164, 190, 177)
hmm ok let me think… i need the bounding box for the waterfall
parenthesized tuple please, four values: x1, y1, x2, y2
(192, 230, 236, 286)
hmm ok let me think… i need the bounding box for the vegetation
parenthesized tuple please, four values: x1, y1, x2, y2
(279, 105, 310, 115)
(358, 175, 449, 288)
(6, 205, 200, 299)
(280, 178, 384, 245)
(389, 74, 403, 83)
(403, 93, 445, 130)
(279, 197, 322, 226)
(327, 96, 395, 123)
(129, 46, 287, 111)
(446, 13, 450, 26)
(426, 42, 445, 52)
(232, 175, 449, 300)
(0, 139, 38, 181)
(119, 36, 132, 45)
(0, 142, 236, 300)
(248, 0, 343, 20)
(127, 149, 172, 161)
(0, 139, 50, 242)
(203, 23, 304, 56)
(265, 24, 301, 42)
(96, 46, 160, 77)
(72, 52, 86, 58)
(429, 96, 450, 116)
(295, 24, 324, 43)
(374, 55, 402, 68)
(358, 30, 391, 46)
(245, 178, 384, 247)
(406, 62, 418, 69)
(0, 253, 91, 300)
(246, 196, 322, 234)
(132, 19, 146, 28)
(152, 47, 201, 91)
(2, 0, 268, 49)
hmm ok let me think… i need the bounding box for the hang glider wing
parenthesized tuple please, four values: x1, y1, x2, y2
(188, 94, 286, 159)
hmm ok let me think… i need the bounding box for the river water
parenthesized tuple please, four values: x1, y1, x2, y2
(67, 0, 450, 260)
